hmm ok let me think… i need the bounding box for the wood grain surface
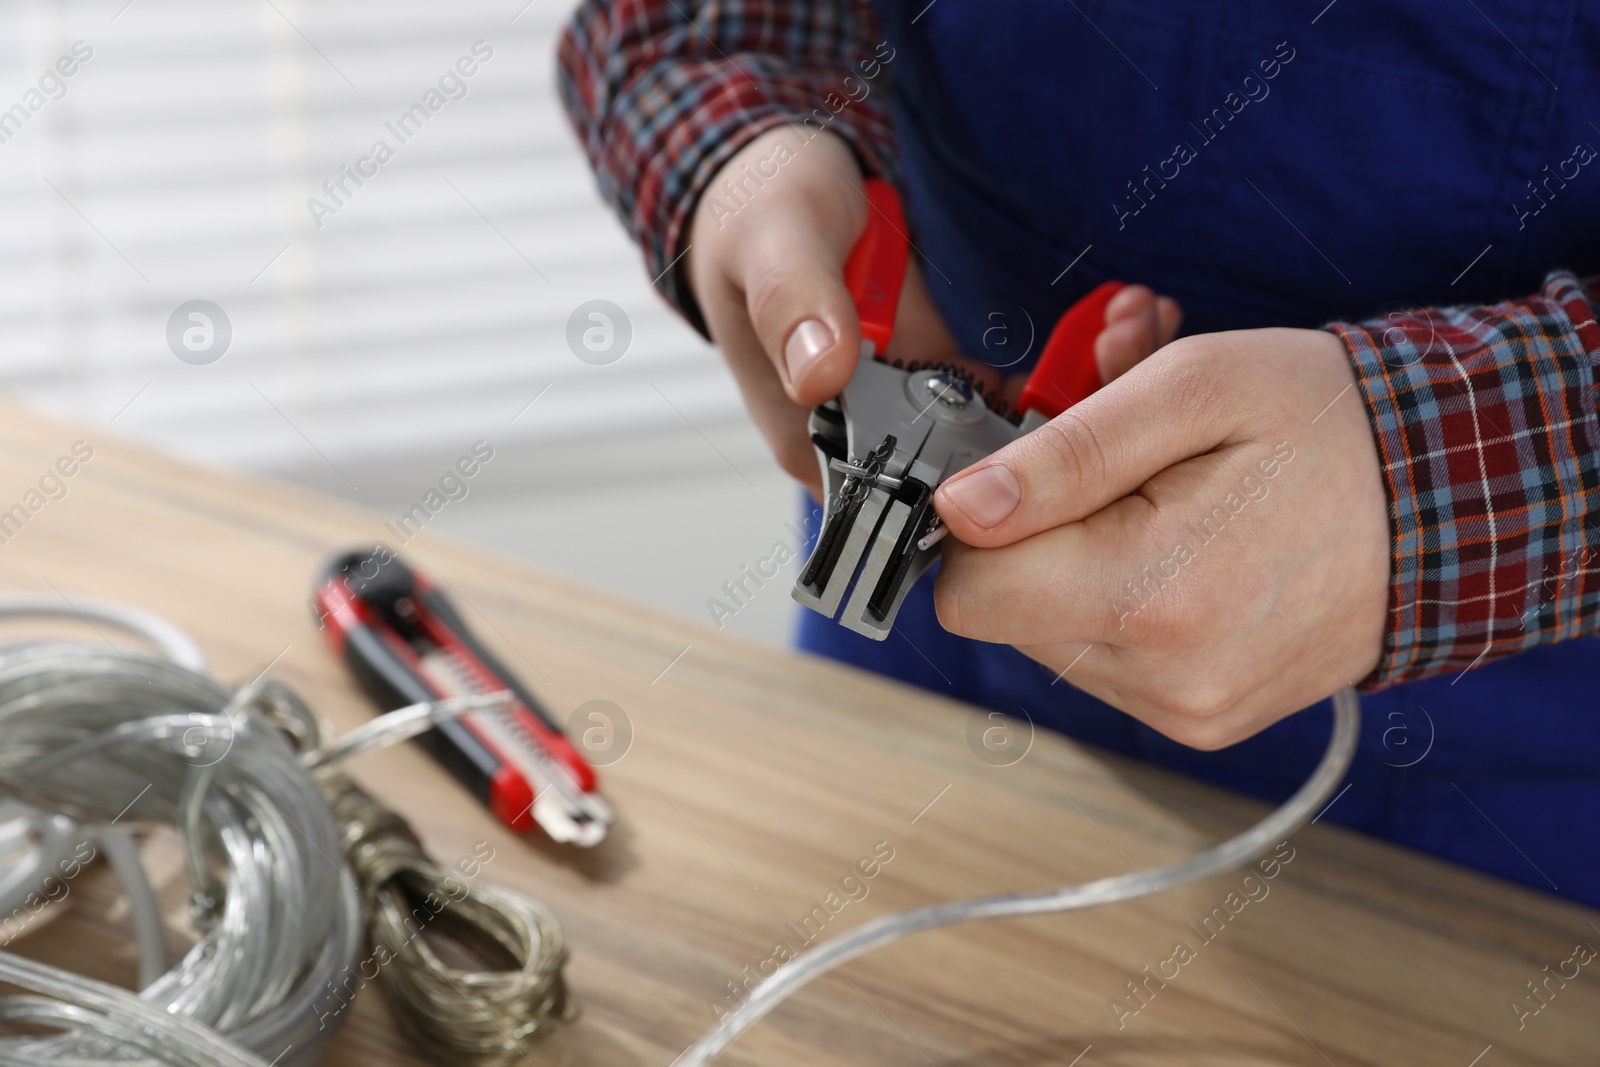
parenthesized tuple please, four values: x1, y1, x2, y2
(0, 399, 1595, 1067)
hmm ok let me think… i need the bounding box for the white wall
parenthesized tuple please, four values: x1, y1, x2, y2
(0, 0, 801, 645)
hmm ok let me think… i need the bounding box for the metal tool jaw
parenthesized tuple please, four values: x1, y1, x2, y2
(789, 177, 1125, 642)
(795, 343, 1038, 639)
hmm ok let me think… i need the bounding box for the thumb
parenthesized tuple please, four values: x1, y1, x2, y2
(933, 340, 1240, 547)
(736, 215, 865, 406)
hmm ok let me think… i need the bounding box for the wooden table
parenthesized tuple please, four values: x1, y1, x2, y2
(0, 398, 1595, 1067)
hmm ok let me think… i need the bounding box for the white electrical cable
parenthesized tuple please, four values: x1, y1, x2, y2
(0, 600, 569, 1067)
(0, 642, 364, 1067)
(0, 596, 208, 672)
(0, 952, 275, 1067)
(0, 597, 210, 972)
(301, 690, 517, 769)
(0, 596, 1360, 1067)
(96, 827, 168, 991)
(0, 801, 78, 920)
(677, 686, 1362, 1066)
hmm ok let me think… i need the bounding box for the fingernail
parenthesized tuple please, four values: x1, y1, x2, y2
(942, 465, 1020, 528)
(784, 319, 834, 386)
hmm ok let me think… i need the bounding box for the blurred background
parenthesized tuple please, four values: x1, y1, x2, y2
(0, 0, 802, 645)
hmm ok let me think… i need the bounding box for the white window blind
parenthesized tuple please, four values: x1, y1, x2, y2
(0, 0, 749, 501)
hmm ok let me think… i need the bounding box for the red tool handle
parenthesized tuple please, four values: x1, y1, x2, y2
(1017, 280, 1125, 420)
(842, 178, 1124, 419)
(843, 178, 910, 354)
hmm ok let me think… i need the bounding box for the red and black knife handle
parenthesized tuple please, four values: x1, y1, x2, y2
(315, 570, 509, 813)
(343, 617, 509, 807)
(312, 551, 595, 831)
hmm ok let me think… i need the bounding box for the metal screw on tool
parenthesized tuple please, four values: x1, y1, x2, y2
(925, 372, 972, 409)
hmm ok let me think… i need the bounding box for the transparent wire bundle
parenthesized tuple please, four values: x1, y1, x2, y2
(676, 687, 1362, 1066)
(0, 600, 1359, 1067)
(0, 642, 363, 1067)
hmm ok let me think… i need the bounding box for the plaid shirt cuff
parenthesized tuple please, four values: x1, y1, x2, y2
(1329, 271, 1600, 688)
(557, 1, 900, 335)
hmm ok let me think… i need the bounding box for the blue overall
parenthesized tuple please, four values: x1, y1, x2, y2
(799, 0, 1600, 907)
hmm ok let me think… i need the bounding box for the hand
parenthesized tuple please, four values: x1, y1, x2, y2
(687, 126, 967, 496)
(930, 328, 1390, 750)
(687, 126, 1180, 496)
(1095, 284, 1182, 386)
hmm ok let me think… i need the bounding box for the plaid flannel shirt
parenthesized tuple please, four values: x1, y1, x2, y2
(1333, 273, 1600, 686)
(556, 0, 1600, 689)
(556, 0, 898, 335)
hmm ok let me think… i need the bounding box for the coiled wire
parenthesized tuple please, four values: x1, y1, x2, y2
(0, 595, 208, 975)
(0, 643, 362, 1067)
(0, 600, 1359, 1067)
(677, 686, 1363, 1066)
(258, 682, 572, 1063)
(0, 635, 570, 1066)
(317, 768, 570, 1062)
